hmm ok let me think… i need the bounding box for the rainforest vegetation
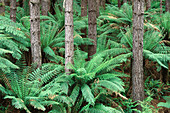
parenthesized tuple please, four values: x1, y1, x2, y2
(0, 0, 170, 113)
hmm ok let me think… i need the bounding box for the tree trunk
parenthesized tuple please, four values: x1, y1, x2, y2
(100, 0, 105, 9)
(65, 0, 74, 74)
(88, 0, 97, 60)
(96, 0, 100, 17)
(10, 0, 16, 22)
(81, 0, 87, 17)
(30, 0, 42, 68)
(166, 0, 170, 12)
(41, 0, 50, 16)
(118, 0, 121, 8)
(132, 0, 144, 111)
(160, 0, 162, 14)
(23, 0, 30, 16)
(80, 0, 87, 52)
(146, 0, 151, 11)
(0, 0, 5, 15)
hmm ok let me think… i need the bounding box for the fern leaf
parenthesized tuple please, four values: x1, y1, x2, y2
(81, 84, 94, 105)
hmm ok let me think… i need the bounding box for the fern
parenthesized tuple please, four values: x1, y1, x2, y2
(0, 64, 70, 113)
(81, 84, 95, 105)
(157, 96, 170, 108)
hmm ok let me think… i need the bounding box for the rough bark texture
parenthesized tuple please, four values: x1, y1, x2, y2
(0, 0, 5, 15)
(132, 0, 144, 111)
(146, 0, 151, 11)
(96, 0, 100, 17)
(30, 0, 42, 68)
(166, 0, 170, 12)
(88, 0, 97, 60)
(81, 0, 87, 17)
(41, 0, 50, 15)
(160, 0, 162, 14)
(118, 0, 121, 8)
(10, 0, 16, 22)
(65, 0, 74, 74)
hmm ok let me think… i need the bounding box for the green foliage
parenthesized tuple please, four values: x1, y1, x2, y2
(138, 96, 160, 113)
(118, 27, 170, 68)
(145, 77, 165, 99)
(157, 96, 170, 108)
(64, 49, 128, 112)
(0, 16, 29, 73)
(0, 63, 72, 113)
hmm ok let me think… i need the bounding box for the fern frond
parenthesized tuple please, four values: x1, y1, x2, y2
(81, 84, 95, 105)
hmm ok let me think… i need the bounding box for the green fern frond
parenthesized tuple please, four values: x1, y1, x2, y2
(30, 100, 46, 111)
(4, 96, 31, 113)
(70, 85, 80, 104)
(81, 84, 95, 105)
(96, 80, 124, 93)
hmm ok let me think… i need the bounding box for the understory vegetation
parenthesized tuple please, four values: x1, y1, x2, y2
(0, 0, 170, 113)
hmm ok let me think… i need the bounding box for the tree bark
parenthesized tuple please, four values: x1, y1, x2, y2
(65, 0, 74, 74)
(30, 0, 42, 68)
(88, 0, 97, 60)
(100, 0, 105, 9)
(41, 0, 50, 16)
(0, 0, 5, 15)
(146, 0, 151, 11)
(81, 0, 87, 17)
(118, 0, 121, 8)
(80, 0, 87, 52)
(10, 0, 16, 22)
(160, 0, 162, 14)
(132, 0, 144, 111)
(23, 0, 30, 16)
(96, 0, 100, 17)
(166, 0, 170, 12)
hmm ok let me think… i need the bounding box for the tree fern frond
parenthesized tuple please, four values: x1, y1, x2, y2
(4, 96, 31, 113)
(70, 85, 80, 105)
(96, 80, 124, 93)
(30, 100, 46, 111)
(81, 84, 95, 105)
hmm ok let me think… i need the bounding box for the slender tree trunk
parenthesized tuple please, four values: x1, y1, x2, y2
(160, 0, 162, 14)
(166, 0, 170, 12)
(146, 0, 151, 11)
(132, 0, 144, 111)
(65, 0, 74, 74)
(23, 0, 30, 16)
(10, 0, 16, 22)
(100, 0, 105, 9)
(80, 0, 87, 51)
(81, 0, 87, 17)
(0, 0, 5, 15)
(96, 0, 100, 17)
(30, 0, 42, 68)
(88, 0, 97, 60)
(118, 0, 121, 8)
(41, 0, 50, 16)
